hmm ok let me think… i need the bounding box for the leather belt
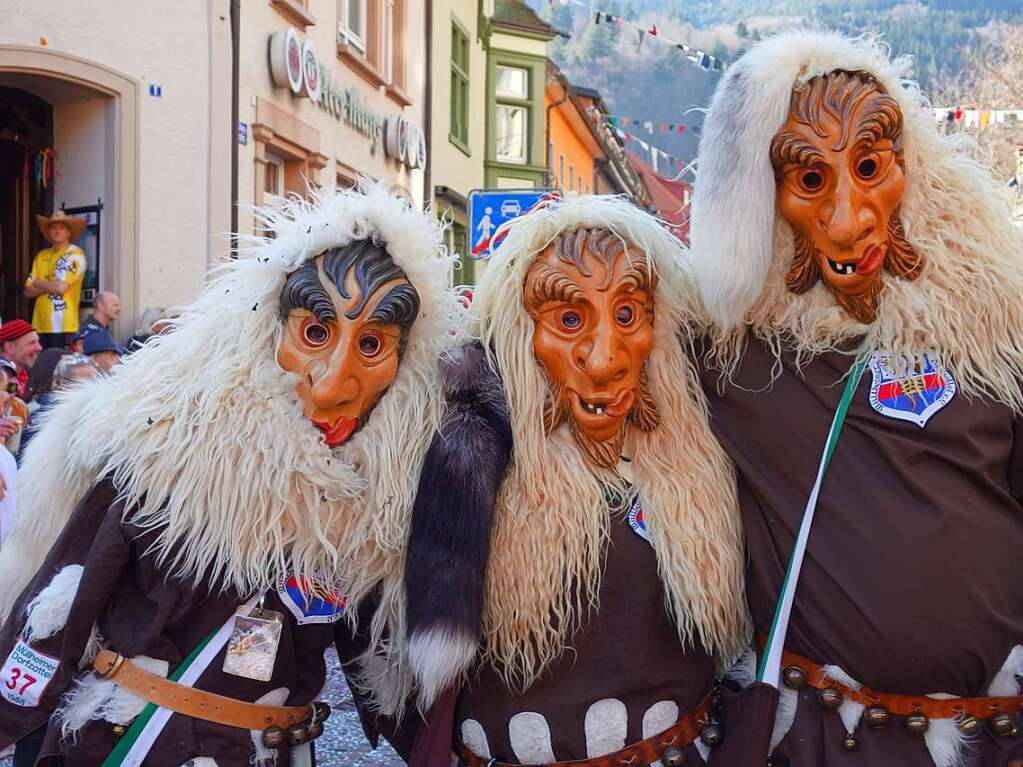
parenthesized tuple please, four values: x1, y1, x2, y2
(455, 693, 713, 767)
(777, 644, 1023, 720)
(92, 649, 312, 731)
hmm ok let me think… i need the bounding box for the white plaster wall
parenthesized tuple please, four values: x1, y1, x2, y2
(430, 0, 487, 200)
(0, 0, 225, 315)
(237, 0, 428, 237)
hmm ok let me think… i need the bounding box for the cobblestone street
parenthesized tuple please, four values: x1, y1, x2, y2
(0, 648, 403, 767)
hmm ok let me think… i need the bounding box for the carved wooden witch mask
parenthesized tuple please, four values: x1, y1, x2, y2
(523, 228, 660, 469)
(276, 240, 420, 447)
(770, 70, 922, 323)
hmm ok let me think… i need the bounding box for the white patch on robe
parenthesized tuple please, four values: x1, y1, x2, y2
(461, 719, 492, 759)
(584, 698, 628, 757)
(509, 711, 556, 763)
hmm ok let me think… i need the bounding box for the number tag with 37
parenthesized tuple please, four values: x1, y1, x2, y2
(0, 638, 59, 707)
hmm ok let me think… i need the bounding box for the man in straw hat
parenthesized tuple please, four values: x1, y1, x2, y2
(689, 30, 1023, 766)
(0, 184, 459, 765)
(24, 209, 89, 350)
(396, 195, 749, 766)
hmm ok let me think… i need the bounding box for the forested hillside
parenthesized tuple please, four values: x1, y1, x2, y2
(530, 0, 1023, 172)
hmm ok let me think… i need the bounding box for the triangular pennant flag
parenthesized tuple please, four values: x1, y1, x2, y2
(678, 124, 686, 134)
(649, 24, 658, 36)
(699, 53, 711, 69)
(595, 10, 602, 23)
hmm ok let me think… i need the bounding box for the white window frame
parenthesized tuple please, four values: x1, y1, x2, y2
(265, 153, 286, 199)
(495, 104, 528, 165)
(384, 0, 395, 83)
(339, 0, 367, 53)
(495, 65, 528, 99)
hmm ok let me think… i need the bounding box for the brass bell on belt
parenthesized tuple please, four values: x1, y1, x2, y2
(311, 701, 332, 722)
(659, 746, 685, 767)
(957, 714, 981, 737)
(286, 722, 310, 746)
(905, 712, 930, 735)
(700, 720, 724, 747)
(111, 724, 127, 737)
(988, 712, 1017, 737)
(818, 687, 843, 711)
(262, 725, 286, 749)
(842, 733, 857, 751)
(863, 705, 890, 730)
(782, 665, 807, 689)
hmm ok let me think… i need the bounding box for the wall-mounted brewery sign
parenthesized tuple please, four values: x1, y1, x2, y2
(268, 27, 386, 150)
(384, 114, 427, 171)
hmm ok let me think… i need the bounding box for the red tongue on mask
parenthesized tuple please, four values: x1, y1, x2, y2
(856, 245, 884, 275)
(313, 417, 358, 447)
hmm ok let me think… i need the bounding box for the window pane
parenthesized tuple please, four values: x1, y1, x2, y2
(341, 0, 366, 51)
(495, 105, 527, 163)
(496, 66, 527, 99)
(459, 79, 468, 142)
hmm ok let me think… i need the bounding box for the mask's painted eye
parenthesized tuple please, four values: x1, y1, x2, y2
(358, 332, 383, 358)
(615, 304, 635, 326)
(559, 309, 583, 332)
(799, 169, 825, 192)
(301, 319, 330, 348)
(856, 156, 878, 180)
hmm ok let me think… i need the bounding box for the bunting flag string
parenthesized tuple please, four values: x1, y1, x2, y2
(604, 113, 700, 137)
(609, 124, 692, 176)
(932, 106, 1023, 129)
(550, 0, 728, 72)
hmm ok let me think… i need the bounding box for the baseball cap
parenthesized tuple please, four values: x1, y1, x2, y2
(82, 330, 124, 356)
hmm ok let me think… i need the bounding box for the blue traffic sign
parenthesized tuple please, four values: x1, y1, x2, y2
(468, 189, 559, 259)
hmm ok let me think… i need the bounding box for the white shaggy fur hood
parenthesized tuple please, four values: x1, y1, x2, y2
(0, 182, 459, 621)
(691, 31, 1023, 413)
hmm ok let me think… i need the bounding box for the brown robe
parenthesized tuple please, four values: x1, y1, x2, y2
(455, 502, 714, 765)
(0, 479, 346, 766)
(698, 335, 1023, 766)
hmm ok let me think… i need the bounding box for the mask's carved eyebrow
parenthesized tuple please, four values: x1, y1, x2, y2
(368, 281, 420, 327)
(524, 262, 585, 313)
(770, 132, 828, 171)
(279, 260, 334, 322)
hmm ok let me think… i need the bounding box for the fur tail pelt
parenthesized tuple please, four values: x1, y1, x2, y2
(404, 343, 512, 708)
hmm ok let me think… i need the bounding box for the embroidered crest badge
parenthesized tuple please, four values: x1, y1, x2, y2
(277, 572, 346, 625)
(867, 352, 957, 428)
(627, 495, 651, 545)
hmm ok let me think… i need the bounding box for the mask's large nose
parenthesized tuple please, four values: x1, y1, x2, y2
(821, 171, 877, 249)
(308, 343, 360, 410)
(575, 322, 629, 385)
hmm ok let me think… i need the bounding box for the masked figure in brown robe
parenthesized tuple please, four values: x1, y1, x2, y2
(398, 195, 749, 767)
(0, 184, 458, 766)
(689, 30, 1023, 767)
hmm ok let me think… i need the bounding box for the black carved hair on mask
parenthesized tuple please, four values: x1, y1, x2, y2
(279, 238, 421, 354)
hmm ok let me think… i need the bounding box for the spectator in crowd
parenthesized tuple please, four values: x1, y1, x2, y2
(25, 348, 66, 404)
(22, 353, 99, 452)
(81, 291, 121, 335)
(70, 291, 123, 353)
(23, 210, 88, 350)
(0, 361, 17, 546)
(82, 328, 123, 374)
(126, 305, 178, 352)
(0, 319, 41, 399)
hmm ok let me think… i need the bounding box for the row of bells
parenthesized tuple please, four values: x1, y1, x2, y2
(783, 664, 1020, 751)
(109, 701, 333, 749)
(658, 721, 724, 767)
(261, 702, 332, 750)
